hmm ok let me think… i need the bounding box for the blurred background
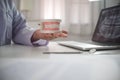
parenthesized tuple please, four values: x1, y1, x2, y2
(13, 0, 120, 39)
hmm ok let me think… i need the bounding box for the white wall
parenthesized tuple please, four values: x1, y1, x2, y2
(89, 0, 120, 36)
(105, 0, 120, 8)
(15, 0, 120, 37)
(90, 1, 101, 36)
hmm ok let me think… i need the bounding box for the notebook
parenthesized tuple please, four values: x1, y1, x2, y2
(58, 5, 120, 51)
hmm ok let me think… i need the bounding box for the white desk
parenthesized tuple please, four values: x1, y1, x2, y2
(0, 42, 120, 80)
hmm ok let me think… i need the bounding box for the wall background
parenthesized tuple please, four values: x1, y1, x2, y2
(13, 0, 120, 37)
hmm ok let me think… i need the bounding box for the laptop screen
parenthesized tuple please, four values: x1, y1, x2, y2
(92, 5, 120, 43)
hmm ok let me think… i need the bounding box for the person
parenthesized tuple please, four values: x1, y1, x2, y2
(0, 0, 68, 46)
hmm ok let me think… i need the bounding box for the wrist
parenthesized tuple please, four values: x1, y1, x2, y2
(31, 29, 42, 42)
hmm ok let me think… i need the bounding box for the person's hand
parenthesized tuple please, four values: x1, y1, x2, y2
(31, 29, 68, 42)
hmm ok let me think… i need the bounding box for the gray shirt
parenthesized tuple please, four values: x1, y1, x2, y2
(0, 0, 47, 46)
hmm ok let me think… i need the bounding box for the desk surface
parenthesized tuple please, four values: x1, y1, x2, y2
(0, 41, 120, 57)
(0, 42, 120, 80)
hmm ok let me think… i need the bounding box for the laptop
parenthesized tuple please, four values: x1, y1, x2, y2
(58, 5, 120, 51)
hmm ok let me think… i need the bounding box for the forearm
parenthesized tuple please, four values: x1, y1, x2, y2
(13, 27, 35, 46)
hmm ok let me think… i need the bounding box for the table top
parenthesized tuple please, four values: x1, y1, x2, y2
(0, 41, 120, 58)
(0, 42, 120, 80)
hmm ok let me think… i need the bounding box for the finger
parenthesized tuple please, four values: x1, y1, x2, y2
(61, 33, 67, 37)
(61, 30, 68, 34)
(54, 33, 65, 38)
(54, 31, 67, 38)
(48, 33, 58, 40)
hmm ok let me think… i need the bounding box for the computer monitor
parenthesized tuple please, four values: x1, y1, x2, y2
(92, 5, 120, 43)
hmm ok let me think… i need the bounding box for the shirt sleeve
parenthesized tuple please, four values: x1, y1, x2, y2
(12, 2, 48, 46)
(13, 25, 49, 46)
